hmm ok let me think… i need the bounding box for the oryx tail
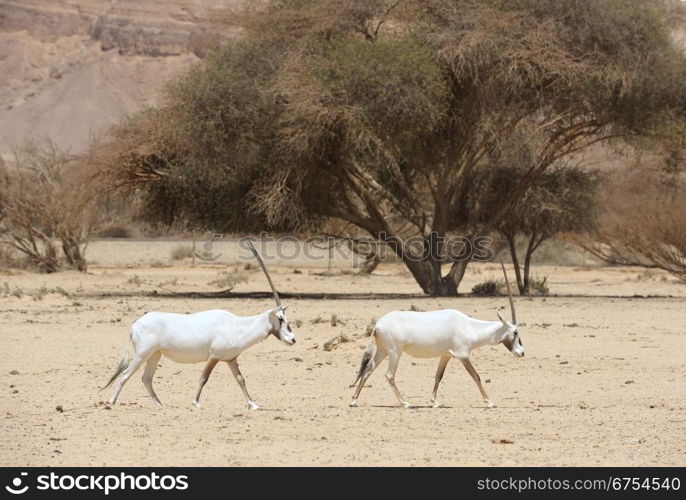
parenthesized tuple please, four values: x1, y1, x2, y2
(101, 332, 132, 390)
(351, 333, 376, 387)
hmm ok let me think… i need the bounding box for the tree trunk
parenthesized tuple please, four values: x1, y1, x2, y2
(62, 236, 87, 272)
(523, 232, 545, 295)
(506, 234, 526, 295)
(359, 252, 380, 274)
(395, 252, 461, 296)
(34, 244, 60, 273)
(522, 234, 535, 295)
(444, 259, 468, 295)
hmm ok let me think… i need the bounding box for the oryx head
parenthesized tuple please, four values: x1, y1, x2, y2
(497, 260, 524, 358)
(268, 304, 296, 345)
(247, 241, 296, 346)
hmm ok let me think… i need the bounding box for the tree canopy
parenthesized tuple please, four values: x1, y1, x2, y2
(95, 0, 686, 295)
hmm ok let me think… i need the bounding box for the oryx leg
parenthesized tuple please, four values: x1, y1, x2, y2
(350, 346, 387, 407)
(430, 355, 451, 408)
(107, 352, 149, 404)
(460, 357, 494, 408)
(227, 359, 259, 410)
(193, 358, 219, 407)
(385, 351, 412, 408)
(141, 351, 162, 405)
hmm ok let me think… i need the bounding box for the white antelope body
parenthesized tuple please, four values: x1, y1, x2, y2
(350, 261, 524, 408)
(102, 242, 294, 410)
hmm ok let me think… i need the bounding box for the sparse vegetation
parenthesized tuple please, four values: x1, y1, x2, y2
(330, 314, 346, 326)
(208, 268, 247, 290)
(472, 279, 505, 297)
(33, 285, 48, 301)
(323, 334, 352, 351)
(157, 277, 179, 287)
(127, 275, 143, 287)
(1, 282, 24, 298)
(170, 244, 194, 261)
(529, 275, 550, 296)
(96, 225, 131, 238)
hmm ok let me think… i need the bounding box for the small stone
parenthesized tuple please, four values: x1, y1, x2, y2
(625, 380, 635, 385)
(55, 405, 64, 413)
(9, 370, 19, 375)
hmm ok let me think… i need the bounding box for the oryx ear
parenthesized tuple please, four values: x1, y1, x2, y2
(280, 304, 289, 311)
(496, 310, 506, 324)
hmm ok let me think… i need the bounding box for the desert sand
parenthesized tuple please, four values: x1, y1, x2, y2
(1, 242, 685, 466)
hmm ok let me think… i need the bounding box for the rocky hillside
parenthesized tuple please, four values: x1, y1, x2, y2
(0, 1, 684, 162)
(0, 0, 242, 160)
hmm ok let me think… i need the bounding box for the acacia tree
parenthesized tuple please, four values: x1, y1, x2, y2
(467, 163, 599, 294)
(96, 0, 686, 295)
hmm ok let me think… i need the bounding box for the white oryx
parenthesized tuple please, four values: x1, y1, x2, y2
(350, 261, 524, 409)
(102, 242, 295, 410)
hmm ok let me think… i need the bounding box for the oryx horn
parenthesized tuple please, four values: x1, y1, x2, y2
(500, 258, 517, 324)
(246, 240, 282, 307)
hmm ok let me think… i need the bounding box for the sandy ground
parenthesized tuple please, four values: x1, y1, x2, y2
(1, 248, 685, 466)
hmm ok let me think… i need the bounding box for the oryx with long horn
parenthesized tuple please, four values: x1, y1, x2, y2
(350, 260, 523, 409)
(102, 240, 295, 410)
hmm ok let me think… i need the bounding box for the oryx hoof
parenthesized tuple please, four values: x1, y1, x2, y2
(349, 400, 358, 408)
(247, 401, 260, 411)
(192, 400, 201, 408)
(402, 402, 414, 409)
(485, 400, 496, 409)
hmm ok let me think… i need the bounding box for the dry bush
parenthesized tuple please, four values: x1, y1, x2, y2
(471, 279, 505, 296)
(96, 225, 132, 238)
(170, 244, 194, 261)
(0, 141, 103, 272)
(576, 162, 686, 281)
(0, 245, 26, 270)
(208, 268, 247, 290)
